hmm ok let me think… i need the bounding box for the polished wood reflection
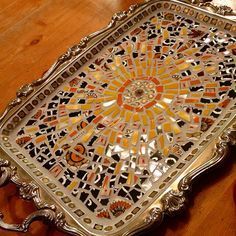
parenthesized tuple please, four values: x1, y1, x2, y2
(0, 1, 235, 235)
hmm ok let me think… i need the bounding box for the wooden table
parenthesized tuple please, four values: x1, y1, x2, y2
(0, 1, 235, 235)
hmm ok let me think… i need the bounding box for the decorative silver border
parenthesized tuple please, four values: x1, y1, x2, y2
(0, 0, 235, 235)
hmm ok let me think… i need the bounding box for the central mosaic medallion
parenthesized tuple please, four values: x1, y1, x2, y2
(120, 78, 160, 111)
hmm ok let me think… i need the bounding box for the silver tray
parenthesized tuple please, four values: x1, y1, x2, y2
(0, 0, 235, 235)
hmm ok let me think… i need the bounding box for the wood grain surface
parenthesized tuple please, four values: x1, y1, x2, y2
(0, 1, 235, 236)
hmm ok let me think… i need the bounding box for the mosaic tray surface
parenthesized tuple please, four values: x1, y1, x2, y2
(1, 1, 236, 235)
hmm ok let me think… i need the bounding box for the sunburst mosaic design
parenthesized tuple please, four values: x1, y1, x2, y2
(15, 11, 236, 223)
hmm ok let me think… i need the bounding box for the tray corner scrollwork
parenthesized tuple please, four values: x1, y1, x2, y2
(162, 124, 236, 216)
(0, 159, 85, 235)
(0, 2, 144, 125)
(130, 123, 236, 235)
